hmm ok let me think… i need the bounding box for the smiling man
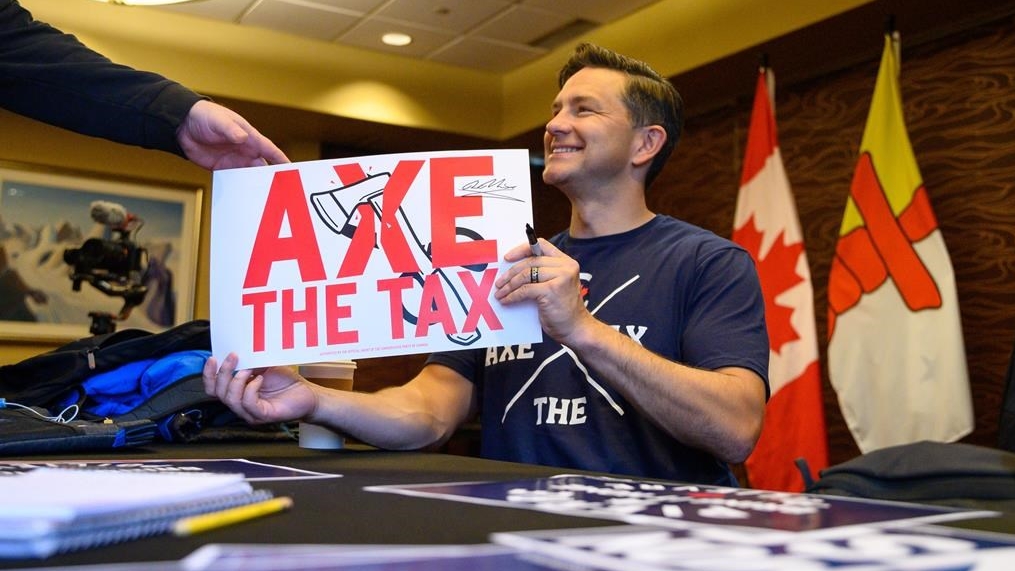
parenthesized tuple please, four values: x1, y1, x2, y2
(204, 43, 769, 486)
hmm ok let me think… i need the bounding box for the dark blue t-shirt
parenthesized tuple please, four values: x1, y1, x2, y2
(427, 215, 769, 485)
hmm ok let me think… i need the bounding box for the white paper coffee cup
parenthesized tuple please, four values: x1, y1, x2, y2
(297, 361, 356, 449)
(299, 361, 356, 391)
(298, 422, 346, 449)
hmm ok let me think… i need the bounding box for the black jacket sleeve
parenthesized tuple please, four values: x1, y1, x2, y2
(0, 0, 203, 156)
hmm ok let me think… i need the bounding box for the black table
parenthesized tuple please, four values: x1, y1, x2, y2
(3, 441, 1013, 569)
(1, 442, 619, 569)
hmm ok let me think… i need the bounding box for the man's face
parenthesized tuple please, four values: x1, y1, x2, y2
(543, 67, 639, 191)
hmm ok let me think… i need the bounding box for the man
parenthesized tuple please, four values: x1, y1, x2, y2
(0, 0, 287, 169)
(204, 43, 768, 485)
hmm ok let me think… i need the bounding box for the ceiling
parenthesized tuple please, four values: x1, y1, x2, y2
(32, 0, 883, 144)
(25, 0, 1015, 158)
(150, 0, 662, 73)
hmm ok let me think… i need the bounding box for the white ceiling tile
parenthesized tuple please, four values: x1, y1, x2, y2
(294, 0, 390, 13)
(520, 0, 659, 24)
(239, 0, 363, 40)
(375, 0, 512, 34)
(472, 6, 571, 45)
(242, 0, 362, 41)
(339, 18, 457, 58)
(429, 37, 546, 73)
(150, 0, 256, 22)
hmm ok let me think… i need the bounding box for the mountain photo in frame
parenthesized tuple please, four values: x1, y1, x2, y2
(0, 162, 202, 341)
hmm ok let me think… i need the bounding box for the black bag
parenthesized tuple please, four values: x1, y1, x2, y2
(0, 320, 291, 452)
(806, 440, 1015, 511)
(0, 320, 211, 410)
(999, 336, 1015, 452)
(0, 406, 156, 455)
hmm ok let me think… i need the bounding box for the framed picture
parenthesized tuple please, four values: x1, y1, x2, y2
(0, 162, 203, 341)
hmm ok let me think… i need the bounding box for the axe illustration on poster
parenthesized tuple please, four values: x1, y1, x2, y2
(309, 172, 483, 346)
(210, 149, 541, 369)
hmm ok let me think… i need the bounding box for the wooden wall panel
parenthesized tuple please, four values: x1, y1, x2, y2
(653, 19, 1015, 466)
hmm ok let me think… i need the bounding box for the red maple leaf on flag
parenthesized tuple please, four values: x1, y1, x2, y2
(732, 216, 804, 354)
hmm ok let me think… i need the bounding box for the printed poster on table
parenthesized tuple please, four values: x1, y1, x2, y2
(210, 150, 541, 369)
(368, 474, 995, 540)
(492, 524, 1015, 571)
(0, 458, 339, 481)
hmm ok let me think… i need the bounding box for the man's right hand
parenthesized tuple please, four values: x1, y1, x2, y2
(202, 353, 318, 425)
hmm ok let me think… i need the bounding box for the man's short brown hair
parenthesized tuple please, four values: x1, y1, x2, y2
(558, 43, 684, 189)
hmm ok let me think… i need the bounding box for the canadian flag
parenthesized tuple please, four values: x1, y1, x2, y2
(732, 67, 828, 491)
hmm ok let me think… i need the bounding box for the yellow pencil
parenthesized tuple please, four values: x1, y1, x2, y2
(172, 496, 293, 537)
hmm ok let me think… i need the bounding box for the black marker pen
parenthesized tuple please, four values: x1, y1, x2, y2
(525, 223, 542, 257)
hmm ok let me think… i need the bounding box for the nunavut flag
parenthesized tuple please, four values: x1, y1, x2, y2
(733, 68, 828, 491)
(827, 34, 973, 453)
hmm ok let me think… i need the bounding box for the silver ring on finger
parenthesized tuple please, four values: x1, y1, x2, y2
(530, 266, 539, 284)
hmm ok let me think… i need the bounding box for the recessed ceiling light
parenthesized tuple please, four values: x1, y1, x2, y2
(381, 33, 413, 47)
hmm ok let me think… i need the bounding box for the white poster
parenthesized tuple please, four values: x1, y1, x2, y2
(210, 149, 540, 369)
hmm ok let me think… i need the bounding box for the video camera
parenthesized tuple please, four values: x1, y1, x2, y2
(63, 200, 149, 334)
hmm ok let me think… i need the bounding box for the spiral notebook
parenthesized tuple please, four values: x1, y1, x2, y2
(0, 467, 272, 559)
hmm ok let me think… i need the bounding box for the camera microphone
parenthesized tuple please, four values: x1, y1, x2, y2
(90, 200, 129, 228)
